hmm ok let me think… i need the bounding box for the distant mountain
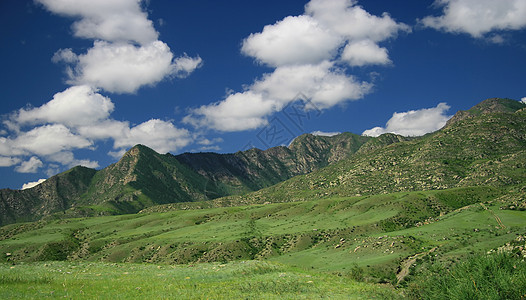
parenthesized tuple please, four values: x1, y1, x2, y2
(219, 98, 526, 204)
(445, 97, 525, 126)
(176, 132, 370, 194)
(1, 98, 523, 226)
(0, 166, 96, 225)
(0, 132, 370, 225)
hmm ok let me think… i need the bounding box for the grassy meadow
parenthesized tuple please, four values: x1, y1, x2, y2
(0, 260, 399, 299)
(1, 185, 525, 298)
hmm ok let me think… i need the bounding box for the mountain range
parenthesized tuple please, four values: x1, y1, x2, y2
(0, 97, 524, 226)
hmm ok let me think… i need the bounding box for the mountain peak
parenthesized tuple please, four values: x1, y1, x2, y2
(121, 144, 160, 160)
(446, 98, 525, 127)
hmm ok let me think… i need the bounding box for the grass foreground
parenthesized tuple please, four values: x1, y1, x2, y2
(0, 260, 400, 299)
(1, 186, 525, 298)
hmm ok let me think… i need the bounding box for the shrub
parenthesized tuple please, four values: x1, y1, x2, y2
(407, 252, 526, 300)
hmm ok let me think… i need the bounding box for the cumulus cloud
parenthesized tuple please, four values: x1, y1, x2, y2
(36, 0, 159, 45)
(173, 54, 204, 78)
(197, 137, 224, 146)
(341, 40, 391, 67)
(0, 0, 201, 183)
(52, 48, 78, 64)
(362, 103, 452, 137)
(305, 0, 411, 42)
(252, 62, 371, 108)
(21, 178, 46, 190)
(241, 15, 342, 67)
(186, 0, 405, 132)
(185, 62, 371, 132)
(65, 41, 189, 94)
(311, 131, 341, 136)
(55, 42, 202, 94)
(15, 156, 44, 173)
(421, 0, 526, 38)
(113, 119, 192, 154)
(76, 119, 129, 140)
(184, 91, 275, 132)
(15, 85, 113, 127)
(44, 0, 202, 94)
(0, 156, 21, 167)
(13, 124, 93, 156)
(3, 84, 192, 174)
(46, 151, 99, 169)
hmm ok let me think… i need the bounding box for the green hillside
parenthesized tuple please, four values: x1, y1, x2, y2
(0, 132, 369, 225)
(221, 98, 526, 204)
(1, 185, 525, 297)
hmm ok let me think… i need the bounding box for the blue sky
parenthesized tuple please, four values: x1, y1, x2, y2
(1, 0, 526, 189)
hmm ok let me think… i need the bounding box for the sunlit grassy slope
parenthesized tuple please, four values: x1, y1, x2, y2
(2, 186, 524, 283)
(0, 260, 400, 299)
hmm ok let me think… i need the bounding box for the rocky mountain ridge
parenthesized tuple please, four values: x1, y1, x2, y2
(0, 130, 371, 225)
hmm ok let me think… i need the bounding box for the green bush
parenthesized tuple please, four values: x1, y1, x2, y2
(408, 252, 526, 300)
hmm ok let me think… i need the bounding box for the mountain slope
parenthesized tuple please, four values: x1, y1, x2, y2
(176, 132, 370, 194)
(0, 166, 96, 225)
(0, 132, 369, 225)
(210, 98, 526, 204)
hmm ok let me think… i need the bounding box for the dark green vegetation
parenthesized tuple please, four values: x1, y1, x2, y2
(0, 131, 370, 225)
(407, 251, 526, 300)
(0, 98, 525, 298)
(1, 186, 524, 298)
(223, 98, 526, 204)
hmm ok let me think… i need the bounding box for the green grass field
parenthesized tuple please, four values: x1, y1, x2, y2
(0, 260, 400, 299)
(1, 185, 525, 298)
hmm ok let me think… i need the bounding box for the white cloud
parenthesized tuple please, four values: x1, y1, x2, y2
(0, 0, 201, 182)
(198, 145, 221, 152)
(15, 156, 44, 173)
(362, 103, 452, 137)
(421, 0, 526, 38)
(76, 119, 129, 140)
(185, 0, 406, 133)
(487, 34, 506, 44)
(68, 41, 179, 94)
(241, 15, 342, 67)
(311, 131, 341, 137)
(15, 85, 113, 127)
(52, 48, 78, 64)
(21, 178, 47, 190)
(198, 137, 224, 146)
(0, 137, 20, 157)
(45, 164, 61, 177)
(251, 62, 371, 109)
(305, 0, 411, 42)
(185, 62, 371, 132)
(46, 151, 99, 169)
(13, 124, 92, 156)
(113, 119, 192, 154)
(36, 0, 159, 45)
(41, 0, 202, 94)
(521, 97, 526, 104)
(184, 91, 274, 132)
(341, 40, 391, 67)
(173, 54, 204, 78)
(0, 156, 21, 167)
(108, 149, 127, 160)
